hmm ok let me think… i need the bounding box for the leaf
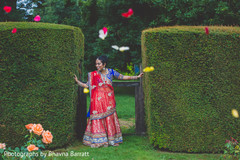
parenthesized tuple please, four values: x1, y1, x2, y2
(21, 146, 25, 151)
(15, 147, 20, 152)
(37, 140, 42, 145)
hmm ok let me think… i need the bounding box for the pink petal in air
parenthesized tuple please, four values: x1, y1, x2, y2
(34, 15, 41, 22)
(128, 8, 133, 15)
(103, 27, 108, 34)
(3, 6, 12, 13)
(122, 8, 134, 18)
(205, 27, 209, 35)
(122, 13, 129, 18)
(12, 28, 17, 34)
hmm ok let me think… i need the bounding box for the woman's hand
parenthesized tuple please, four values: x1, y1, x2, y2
(137, 72, 144, 78)
(74, 74, 88, 88)
(74, 74, 78, 82)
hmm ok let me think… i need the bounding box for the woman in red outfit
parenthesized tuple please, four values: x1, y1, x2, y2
(74, 55, 143, 147)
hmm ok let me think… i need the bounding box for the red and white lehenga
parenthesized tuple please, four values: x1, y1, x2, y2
(83, 69, 123, 147)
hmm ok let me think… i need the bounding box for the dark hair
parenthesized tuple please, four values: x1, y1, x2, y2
(97, 55, 108, 66)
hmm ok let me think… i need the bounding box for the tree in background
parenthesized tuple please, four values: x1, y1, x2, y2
(0, 0, 25, 21)
(1, 0, 240, 78)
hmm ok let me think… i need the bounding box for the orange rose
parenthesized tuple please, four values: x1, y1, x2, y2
(42, 130, 53, 144)
(25, 123, 34, 130)
(32, 124, 44, 135)
(0, 143, 6, 150)
(27, 144, 39, 152)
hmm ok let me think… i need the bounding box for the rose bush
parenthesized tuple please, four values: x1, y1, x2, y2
(222, 137, 240, 160)
(0, 123, 53, 160)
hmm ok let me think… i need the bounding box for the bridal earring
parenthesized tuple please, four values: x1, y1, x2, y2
(103, 67, 106, 70)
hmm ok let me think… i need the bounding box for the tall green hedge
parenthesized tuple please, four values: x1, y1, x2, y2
(0, 22, 84, 149)
(142, 26, 240, 153)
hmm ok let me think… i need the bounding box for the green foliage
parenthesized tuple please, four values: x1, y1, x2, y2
(222, 137, 240, 160)
(141, 0, 240, 26)
(0, 22, 84, 149)
(30, 0, 240, 80)
(0, 124, 52, 160)
(142, 26, 240, 153)
(114, 63, 135, 76)
(2, 1, 240, 79)
(43, 136, 220, 160)
(0, 0, 25, 22)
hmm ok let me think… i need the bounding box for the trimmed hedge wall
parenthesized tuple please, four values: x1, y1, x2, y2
(0, 22, 84, 149)
(142, 26, 240, 153)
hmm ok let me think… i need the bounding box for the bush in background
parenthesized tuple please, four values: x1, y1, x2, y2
(142, 26, 240, 153)
(0, 22, 84, 149)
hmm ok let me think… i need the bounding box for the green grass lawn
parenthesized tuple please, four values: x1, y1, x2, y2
(46, 86, 222, 160)
(47, 135, 221, 160)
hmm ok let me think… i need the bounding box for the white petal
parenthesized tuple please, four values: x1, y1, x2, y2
(111, 45, 119, 50)
(99, 34, 105, 40)
(119, 46, 130, 52)
(99, 29, 107, 40)
(99, 29, 104, 35)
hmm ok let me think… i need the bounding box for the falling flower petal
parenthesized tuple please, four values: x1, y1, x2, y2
(128, 8, 133, 15)
(3, 6, 11, 13)
(205, 27, 209, 35)
(143, 66, 154, 72)
(232, 109, 239, 118)
(119, 46, 130, 52)
(112, 45, 129, 52)
(121, 13, 129, 18)
(99, 28, 108, 40)
(149, 66, 154, 71)
(103, 27, 108, 34)
(122, 8, 134, 18)
(111, 45, 119, 50)
(12, 28, 17, 34)
(34, 15, 41, 22)
(83, 88, 89, 94)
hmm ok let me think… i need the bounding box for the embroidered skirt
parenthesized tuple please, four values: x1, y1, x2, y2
(83, 111, 123, 147)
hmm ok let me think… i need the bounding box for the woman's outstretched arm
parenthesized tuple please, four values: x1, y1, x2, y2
(122, 72, 144, 80)
(74, 74, 89, 88)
